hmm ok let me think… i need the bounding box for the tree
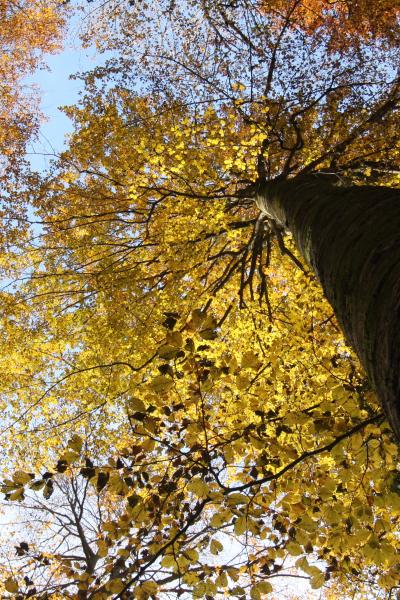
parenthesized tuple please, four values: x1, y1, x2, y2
(259, 0, 400, 48)
(256, 177, 400, 440)
(0, 0, 66, 263)
(1, 468, 111, 597)
(0, 0, 400, 597)
(0, 0, 66, 175)
(72, 0, 400, 435)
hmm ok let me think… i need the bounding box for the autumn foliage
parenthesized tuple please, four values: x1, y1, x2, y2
(0, 0, 65, 177)
(259, 0, 400, 47)
(0, 0, 398, 598)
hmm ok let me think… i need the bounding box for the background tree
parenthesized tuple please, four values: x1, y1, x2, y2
(259, 0, 400, 48)
(0, 0, 65, 173)
(0, 0, 63, 168)
(0, 0, 66, 269)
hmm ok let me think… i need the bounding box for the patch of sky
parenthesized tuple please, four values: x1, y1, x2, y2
(6, 9, 113, 296)
(25, 11, 108, 174)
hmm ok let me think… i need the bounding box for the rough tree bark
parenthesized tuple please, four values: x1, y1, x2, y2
(256, 176, 400, 441)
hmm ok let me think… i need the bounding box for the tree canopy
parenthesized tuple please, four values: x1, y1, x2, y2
(0, 0, 65, 175)
(0, 0, 399, 598)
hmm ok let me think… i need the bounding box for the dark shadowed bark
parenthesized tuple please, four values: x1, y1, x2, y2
(256, 176, 400, 441)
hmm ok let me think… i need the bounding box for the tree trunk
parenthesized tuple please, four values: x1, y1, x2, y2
(256, 176, 400, 441)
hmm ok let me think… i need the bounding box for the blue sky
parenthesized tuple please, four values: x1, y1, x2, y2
(27, 20, 98, 172)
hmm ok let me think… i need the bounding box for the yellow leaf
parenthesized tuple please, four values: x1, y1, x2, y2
(199, 328, 218, 340)
(166, 331, 183, 346)
(234, 515, 247, 536)
(210, 510, 231, 528)
(295, 528, 310, 545)
(13, 471, 33, 485)
(157, 344, 181, 360)
(140, 581, 158, 596)
(161, 554, 177, 568)
(9, 488, 24, 501)
(310, 572, 325, 589)
(286, 541, 303, 556)
(184, 548, 199, 562)
(215, 571, 228, 587)
(190, 309, 206, 328)
(108, 472, 127, 495)
(202, 317, 217, 333)
(149, 375, 174, 393)
(249, 435, 265, 450)
(210, 539, 223, 555)
(296, 557, 322, 577)
(127, 397, 146, 412)
(227, 492, 248, 505)
(4, 578, 18, 593)
(227, 567, 240, 581)
(97, 540, 108, 558)
(61, 449, 79, 464)
(255, 581, 273, 594)
(107, 579, 124, 593)
(241, 351, 261, 369)
(187, 478, 210, 498)
(193, 582, 206, 597)
(29, 479, 45, 491)
(183, 571, 199, 584)
(251, 580, 273, 598)
(68, 434, 83, 453)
